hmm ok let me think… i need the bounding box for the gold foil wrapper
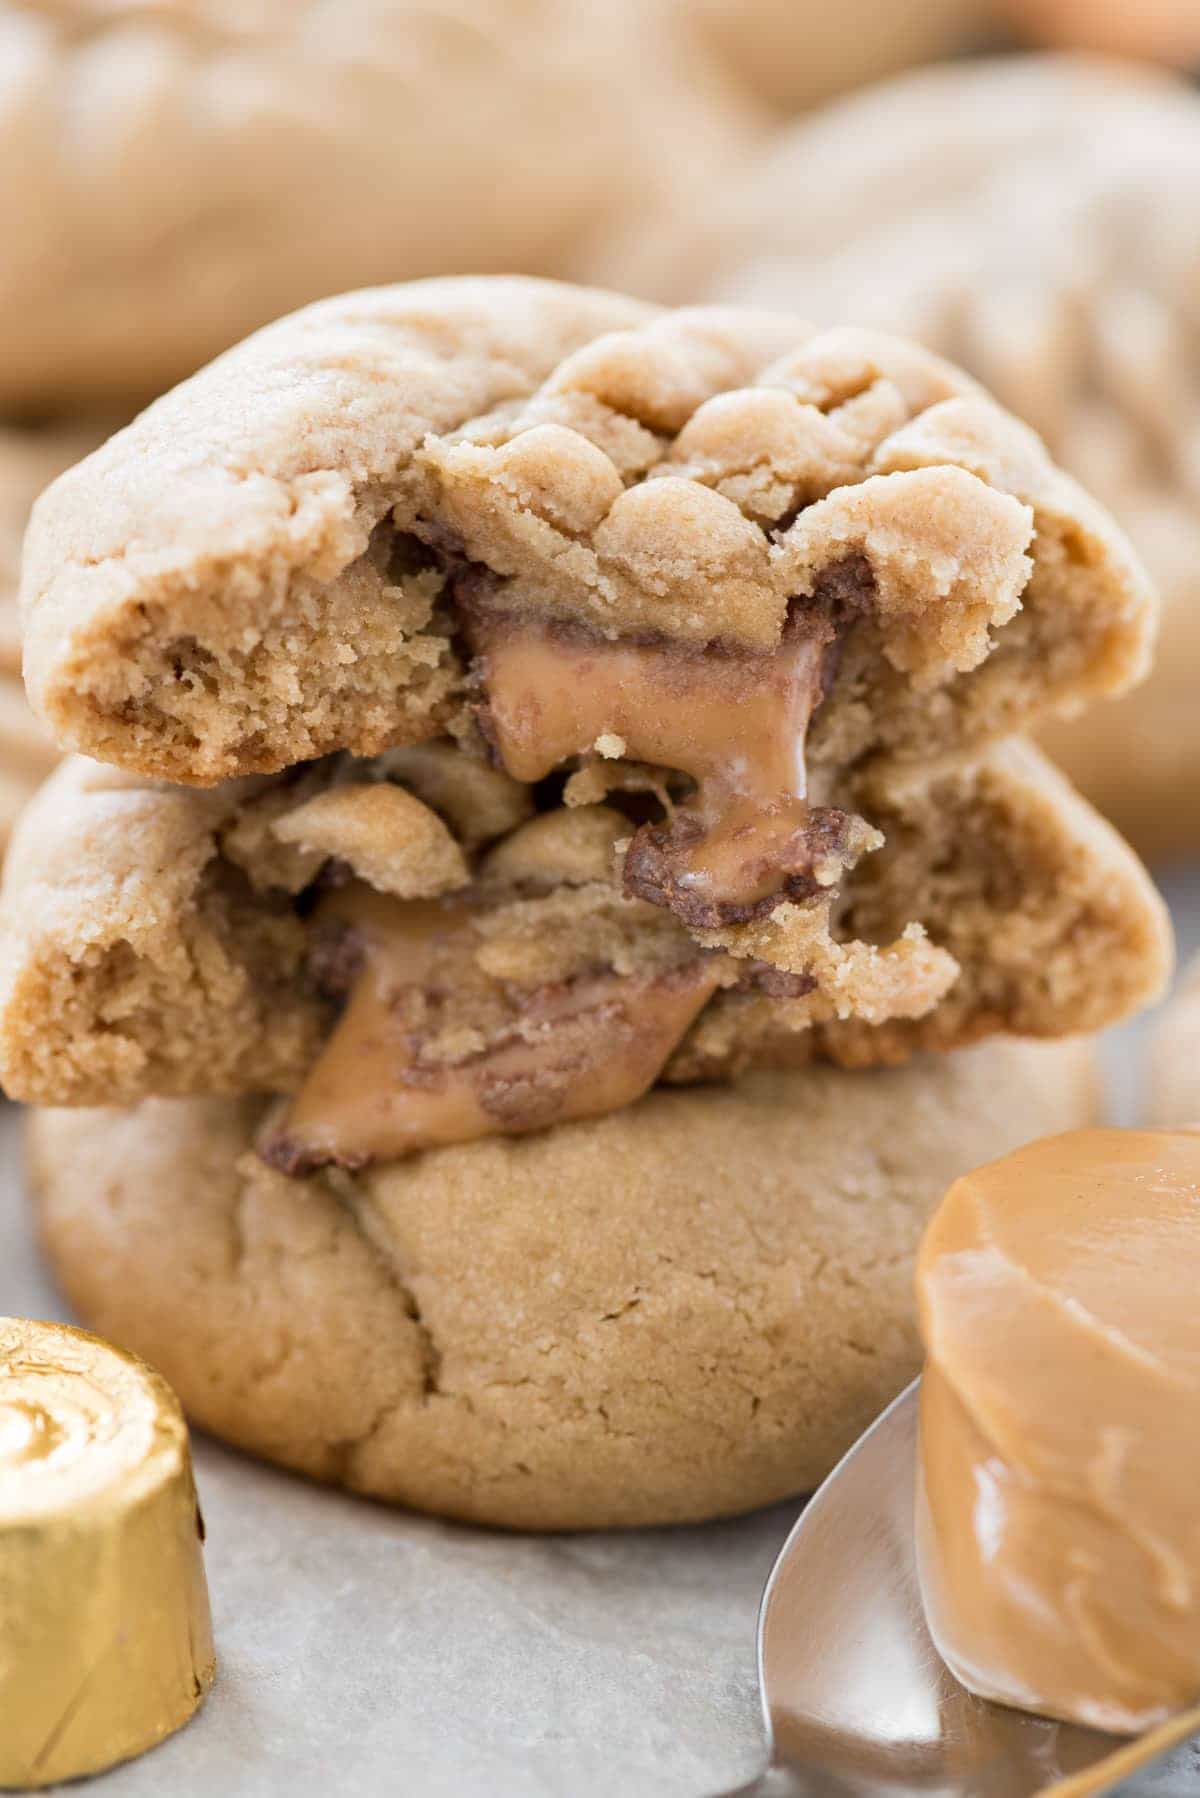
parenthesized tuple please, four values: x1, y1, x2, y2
(0, 1317, 216, 1788)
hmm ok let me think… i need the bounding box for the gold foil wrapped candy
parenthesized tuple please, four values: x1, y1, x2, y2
(0, 1317, 215, 1787)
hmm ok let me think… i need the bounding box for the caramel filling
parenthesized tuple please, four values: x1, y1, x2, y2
(916, 1128, 1200, 1736)
(260, 883, 722, 1175)
(259, 564, 875, 1170)
(469, 607, 845, 926)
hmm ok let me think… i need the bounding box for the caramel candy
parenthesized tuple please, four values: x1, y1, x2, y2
(0, 1318, 215, 1787)
(916, 1128, 1200, 1733)
(468, 602, 855, 926)
(261, 883, 723, 1174)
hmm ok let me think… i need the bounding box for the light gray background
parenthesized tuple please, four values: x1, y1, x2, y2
(3, 862, 1199, 1797)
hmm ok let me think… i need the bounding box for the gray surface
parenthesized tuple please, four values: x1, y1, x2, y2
(2, 861, 1199, 1797)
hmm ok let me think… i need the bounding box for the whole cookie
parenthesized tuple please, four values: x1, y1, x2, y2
(666, 57, 1200, 857)
(29, 1038, 1100, 1530)
(0, 0, 754, 409)
(681, 0, 991, 113)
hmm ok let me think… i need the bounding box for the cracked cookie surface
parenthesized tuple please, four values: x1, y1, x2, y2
(662, 57, 1200, 855)
(27, 1036, 1100, 1530)
(0, 1, 754, 409)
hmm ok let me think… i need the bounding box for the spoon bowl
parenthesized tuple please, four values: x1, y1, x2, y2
(721, 1381, 1133, 1797)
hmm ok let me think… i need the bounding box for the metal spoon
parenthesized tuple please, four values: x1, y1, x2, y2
(718, 1381, 1200, 1798)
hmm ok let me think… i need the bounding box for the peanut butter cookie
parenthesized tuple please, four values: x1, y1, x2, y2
(0, 1, 753, 410)
(27, 1036, 1101, 1530)
(9, 281, 1168, 1160)
(0, 742, 1169, 1157)
(664, 58, 1200, 857)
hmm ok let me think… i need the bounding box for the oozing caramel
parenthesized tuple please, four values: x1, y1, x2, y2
(916, 1128, 1200, 1735)
(260, 883, 722, 1174)
(469, 608, 841, 926)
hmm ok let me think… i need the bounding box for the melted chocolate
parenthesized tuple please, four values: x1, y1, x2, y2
(624, 802, 856, 927)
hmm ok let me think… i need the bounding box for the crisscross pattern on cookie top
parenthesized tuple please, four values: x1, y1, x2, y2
(407, 316, 1038, 673)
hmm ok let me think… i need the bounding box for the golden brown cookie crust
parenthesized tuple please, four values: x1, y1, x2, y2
(27, 1038, 1101, 1530)
(0, 1, 755, 410)
(22, 278, 1153, 787)
(0, 742, 1170, 1108)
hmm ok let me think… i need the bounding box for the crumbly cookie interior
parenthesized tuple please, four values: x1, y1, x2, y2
(236, 721, 945, 1173)
(208, 451, 1001, 1172)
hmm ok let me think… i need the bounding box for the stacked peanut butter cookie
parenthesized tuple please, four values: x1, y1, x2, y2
(8, 278, 1171, 1527)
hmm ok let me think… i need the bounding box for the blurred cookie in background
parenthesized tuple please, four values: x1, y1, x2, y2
(0, 426, 101, 849)
(682, 0, 994, 112)
(0, 0, 757, 412)
(664, 55, 1200, 859)
(999, 0, 1200, 65)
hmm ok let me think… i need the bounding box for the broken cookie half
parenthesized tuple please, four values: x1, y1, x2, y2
(23, 278, 1153, 792)
(0, 740, 1169, 1176)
